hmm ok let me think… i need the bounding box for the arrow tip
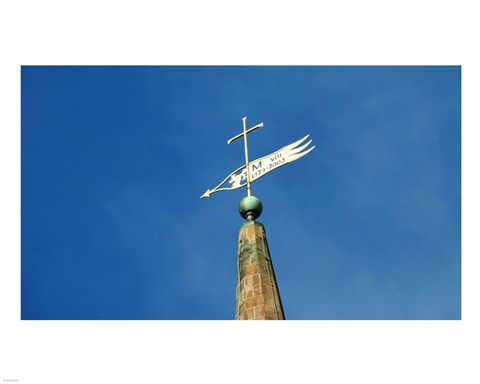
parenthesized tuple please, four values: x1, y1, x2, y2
(200, 189, 211, 199)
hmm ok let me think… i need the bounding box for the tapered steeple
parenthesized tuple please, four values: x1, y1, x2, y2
(235, 197, 285, 319)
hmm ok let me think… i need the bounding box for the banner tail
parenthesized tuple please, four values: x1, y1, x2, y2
(283, 134, 310, 152)
(286, 145, 315, 163)
(288, 139, 313, 157)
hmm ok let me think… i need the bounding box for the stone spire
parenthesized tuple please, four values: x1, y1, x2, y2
(235, 196, 285, 320)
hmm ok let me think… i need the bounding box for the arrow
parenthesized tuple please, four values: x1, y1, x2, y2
(201, 189, 211, 198)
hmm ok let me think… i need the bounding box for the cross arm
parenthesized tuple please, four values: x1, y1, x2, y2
(227, 122, 264, 144)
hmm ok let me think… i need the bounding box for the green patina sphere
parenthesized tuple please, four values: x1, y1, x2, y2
(239, 195, 263, 220)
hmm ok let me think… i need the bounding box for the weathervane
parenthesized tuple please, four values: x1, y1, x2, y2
(201, 117, 315, 203)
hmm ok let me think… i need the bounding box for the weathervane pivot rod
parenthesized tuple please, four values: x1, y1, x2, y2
(227, 117, 263, 197)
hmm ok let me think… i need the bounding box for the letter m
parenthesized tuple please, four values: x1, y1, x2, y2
(252, 161, 262, 171)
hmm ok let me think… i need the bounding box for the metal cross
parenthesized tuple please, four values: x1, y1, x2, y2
(227, 117, 263, 197)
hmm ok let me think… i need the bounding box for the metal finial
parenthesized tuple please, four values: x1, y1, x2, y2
(239, 195, 263, 221)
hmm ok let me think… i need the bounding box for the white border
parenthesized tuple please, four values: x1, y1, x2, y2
(1, 1, 478, 383)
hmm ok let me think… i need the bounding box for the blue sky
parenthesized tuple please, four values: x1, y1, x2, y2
(21, 66, 461, 320)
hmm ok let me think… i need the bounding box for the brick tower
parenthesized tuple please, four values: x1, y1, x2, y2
(235, 196, 285, 320)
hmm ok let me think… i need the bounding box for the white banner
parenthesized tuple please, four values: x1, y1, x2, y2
(201, 134, 314, 198)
